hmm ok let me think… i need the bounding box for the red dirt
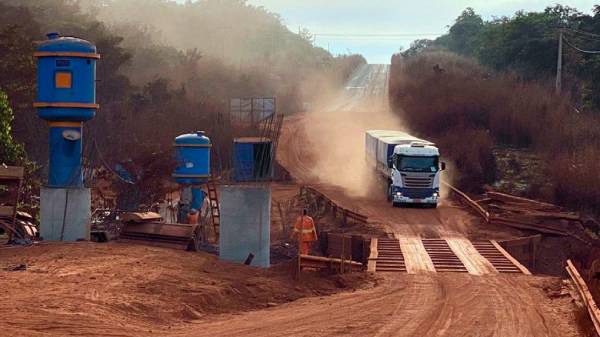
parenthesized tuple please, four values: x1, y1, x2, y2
(0, 242, 373, 336)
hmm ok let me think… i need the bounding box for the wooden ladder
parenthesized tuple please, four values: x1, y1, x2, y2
(206, 179, 220, 239)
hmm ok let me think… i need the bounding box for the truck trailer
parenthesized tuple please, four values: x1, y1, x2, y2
(365, 130, 445, 207)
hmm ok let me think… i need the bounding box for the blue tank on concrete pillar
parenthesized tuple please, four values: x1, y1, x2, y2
(173, 131, 211, 184)
(34, 32, 100, 187)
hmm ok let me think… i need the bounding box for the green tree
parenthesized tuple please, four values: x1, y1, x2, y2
(444, 8, 484, 56)
(401, 39, 436, 57)
(0, 90, 25, 165)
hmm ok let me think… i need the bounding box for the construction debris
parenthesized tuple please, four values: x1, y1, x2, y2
(294, 254, 363, 278)
(0, 166, 38, 243)
(483, 191, 586, 239)
(120, 211, 163, 223)
(119, 212, 202, 251)
(4, 263, 27, 272)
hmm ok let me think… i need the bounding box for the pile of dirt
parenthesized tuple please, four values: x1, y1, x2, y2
(0, 242, 376, 336)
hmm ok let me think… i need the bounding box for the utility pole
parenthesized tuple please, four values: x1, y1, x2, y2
(555, 29, 563, 93)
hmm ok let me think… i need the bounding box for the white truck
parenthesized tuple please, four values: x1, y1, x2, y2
(366, 130, 445, 207)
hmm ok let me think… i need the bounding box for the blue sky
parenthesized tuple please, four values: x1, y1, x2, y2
(245, 0, 597, 64)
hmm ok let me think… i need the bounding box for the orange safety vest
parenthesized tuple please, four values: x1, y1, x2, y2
(292, 215, 318, 242)
(187, 212, 199, 225)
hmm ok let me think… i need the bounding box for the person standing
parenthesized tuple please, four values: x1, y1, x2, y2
(291, 209, 318, 255)
(187, 208, 199, 225)
(177, 185, 193, 223)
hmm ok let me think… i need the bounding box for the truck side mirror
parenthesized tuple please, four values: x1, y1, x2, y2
(387, 158, 393, 168)
(441, 162, 446, 171)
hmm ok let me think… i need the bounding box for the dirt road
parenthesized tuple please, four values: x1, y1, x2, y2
(182, 274, 577, 337)
(277, 64, 491, 240)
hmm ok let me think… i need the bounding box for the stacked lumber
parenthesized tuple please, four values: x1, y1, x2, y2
(485, 191, 584, 237)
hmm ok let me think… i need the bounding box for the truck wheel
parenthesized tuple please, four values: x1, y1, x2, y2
(392, 202, 398, 207)
(387, 186, 392, 202)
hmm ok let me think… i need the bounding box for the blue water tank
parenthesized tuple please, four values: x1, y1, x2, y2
(34, 33, 99, 187)
(35, 32, 99, 122)
(173, 131, 211, 184)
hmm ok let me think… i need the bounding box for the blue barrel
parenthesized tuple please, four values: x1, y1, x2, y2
(34, 32, 99, 187)
(173, 132, 211, 184)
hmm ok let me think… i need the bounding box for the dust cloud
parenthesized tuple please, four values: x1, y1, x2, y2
(302, 64, 408, 198)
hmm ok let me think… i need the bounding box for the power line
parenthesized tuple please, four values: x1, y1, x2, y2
(565, 28, 600, 38)
(315, 36, 433, 41)
(564, 31, 600, 43)
(314, 33, 442, 37)
(556, 29, 600, 92)
(563, 37, 600, 54)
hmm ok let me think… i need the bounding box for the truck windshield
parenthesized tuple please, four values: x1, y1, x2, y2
(396, 156, 439, 172)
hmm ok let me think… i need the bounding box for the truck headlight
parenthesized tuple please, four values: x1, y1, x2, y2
(396, 192, 402, 196)
(433, 192, 439, 198)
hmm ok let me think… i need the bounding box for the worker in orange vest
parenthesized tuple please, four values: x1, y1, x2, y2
(291, 209, 318, 255)
(187, 208, 199, 225)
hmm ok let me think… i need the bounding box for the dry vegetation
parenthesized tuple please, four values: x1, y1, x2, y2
(390, 51, 600, 213)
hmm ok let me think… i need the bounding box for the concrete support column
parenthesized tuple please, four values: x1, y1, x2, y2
(219, 185, 271, 268)
(40, 187, 91, 241)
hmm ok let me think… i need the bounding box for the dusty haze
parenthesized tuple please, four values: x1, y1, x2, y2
(302, 64, 407, 197)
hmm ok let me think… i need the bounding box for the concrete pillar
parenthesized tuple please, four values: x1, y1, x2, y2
(40, 187, 91, 241)
(219, 185, 270, 268)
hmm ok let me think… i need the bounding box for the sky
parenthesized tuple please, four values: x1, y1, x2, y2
(244, 0, 598, 64)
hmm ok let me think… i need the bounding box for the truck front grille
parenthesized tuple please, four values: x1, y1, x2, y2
(402, 175, 433, 188)
(402, 189, 434, 199)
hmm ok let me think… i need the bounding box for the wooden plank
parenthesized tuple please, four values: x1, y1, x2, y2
(300, 254, 361, 265)
(120, 212, 163, 223)
(398, 236, 435, 274)
(0, 219, 23, 239)
(367, 238, 378, 272)
(566, 259, 600, 335)
(486, 191, 559, 209)
(489, 218, 568, 236)
(0, 166, 24, 179)
(488, 203, 580, 221)
(491, 240, 531, 275)
(498, 234, 542, 247)
(0, 206, 16, 217)
(445, 237, 497, 275)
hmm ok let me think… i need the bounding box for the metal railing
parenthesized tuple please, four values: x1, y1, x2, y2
(566, 259, 600, 335)
(441, 181, 490, 221)
(299, 186, 368, 225)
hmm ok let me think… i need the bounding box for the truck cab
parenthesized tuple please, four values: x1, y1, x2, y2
(388, 142, 445, 207)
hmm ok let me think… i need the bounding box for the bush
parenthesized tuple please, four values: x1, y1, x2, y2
(550, 147, 600, 212)
(0, 90, 25, 165)
(438, 128, 496, 191)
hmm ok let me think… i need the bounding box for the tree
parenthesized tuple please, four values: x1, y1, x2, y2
(402, 39, 435, 57)
(0, 90, 25, 165)
(445, 8, 484, 56)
